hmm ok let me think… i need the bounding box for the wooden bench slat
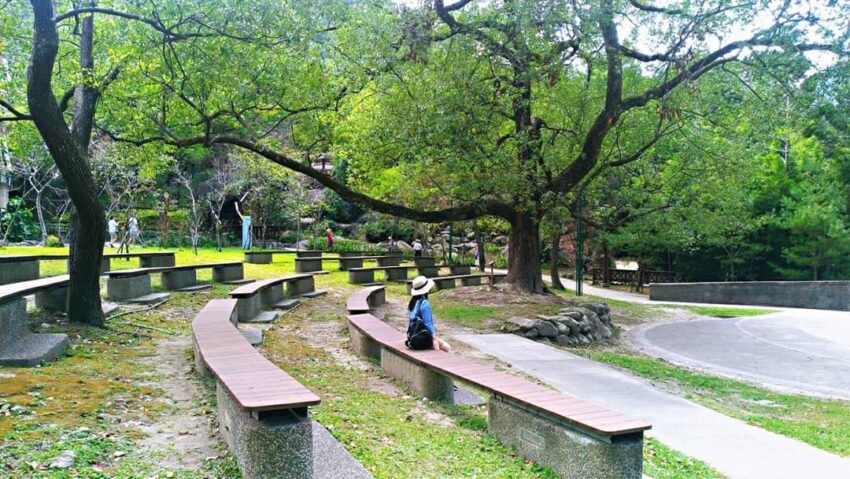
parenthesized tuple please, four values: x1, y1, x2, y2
(228, 274, 313, 298)
(0, 275, 70, 302)
(193, 299, 320, 411)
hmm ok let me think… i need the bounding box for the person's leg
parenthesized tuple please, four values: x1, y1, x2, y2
(435, 337, 452, 352)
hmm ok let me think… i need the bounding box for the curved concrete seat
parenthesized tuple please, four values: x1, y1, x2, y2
(0, 275, 71, 367)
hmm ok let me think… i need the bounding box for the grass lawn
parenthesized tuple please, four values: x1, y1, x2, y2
(677, 305, 779, 318)
(580, 351, 850, 457)
(0, 245, 726, 478)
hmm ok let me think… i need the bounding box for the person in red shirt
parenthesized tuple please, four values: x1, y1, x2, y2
(326, 228, 334, 250)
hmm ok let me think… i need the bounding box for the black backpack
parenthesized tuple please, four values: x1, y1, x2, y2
(406, 300, 433, 350)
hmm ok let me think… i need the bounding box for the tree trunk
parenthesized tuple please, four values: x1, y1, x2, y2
(27, 0, 105, 326)
(548, 228, 565, 290)
(504, 211, 544, 293)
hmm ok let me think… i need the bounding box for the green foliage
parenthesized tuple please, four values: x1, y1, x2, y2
(1, 197, 38, 242)
(44, 234, 62, 247)
(306, 237, 381, 253)
(682, 306, 778, 318)
(360, 216, 414, 243)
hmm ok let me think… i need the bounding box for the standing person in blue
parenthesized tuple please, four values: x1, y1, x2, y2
(406, 275, 452, 352)
(234, 200, 252, 250)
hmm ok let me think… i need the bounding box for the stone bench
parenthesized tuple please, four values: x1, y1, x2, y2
(192, 298, 321, 478)
(244, 250, 327, 264)
(228, 274, 322, 322)
(345, 303, 650, 479)
(345, 285, 387, 314)
(294, 255, 395, 273)
(0, 275, 71, 366)
(402, 273, 506, 292)
(105, 262, 244, 301)
(348, 266, 414, 284)
(0, 254, 69, 284)
(103, 251, 175, 271)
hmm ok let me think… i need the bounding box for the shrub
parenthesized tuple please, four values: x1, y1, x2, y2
(360, 217, 414, 243)
(44, 235, 63, 247)
(307, 237, 383, 253)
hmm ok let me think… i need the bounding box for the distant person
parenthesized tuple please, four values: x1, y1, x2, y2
(127, 212, 140, 246)
(406, 276, 451, 352)
(413, 239, 423, 258)
(387, 235, 394, 252)
(107, 217, 119, 246)
(235, 201, 252, 250)
(326, 228, 335, 250)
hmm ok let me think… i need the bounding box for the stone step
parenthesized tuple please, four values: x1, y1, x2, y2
(223, 278, 255, 285)
(313, 270, 331, 275)
(239, 328, 264, 346)
(125, 292, 171, 305)
(102, 302, 120, 317)
(0, 333, 69, 367)
(241, 311, 279, 324)
(176, 284, 212, 292)
(274, 299, 301, 310)
(300, 289, 328, 299)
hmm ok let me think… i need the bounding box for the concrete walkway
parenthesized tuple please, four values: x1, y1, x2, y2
(456, 333, 850, 479)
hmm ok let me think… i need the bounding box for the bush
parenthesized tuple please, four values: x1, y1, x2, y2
(44, 235, 63, 247)
(307, 237, 382, 253)
(360, 217, 414, 243)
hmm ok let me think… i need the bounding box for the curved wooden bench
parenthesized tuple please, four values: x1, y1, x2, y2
(344, 289, 650, 478)
(0, 275, 71, 366)
(105, 262, 244, 301)
(229, 274, 319, 321)
(345, 285, 386, 314)
(192, 298, 320, 477)
(401, 273, 507, 292)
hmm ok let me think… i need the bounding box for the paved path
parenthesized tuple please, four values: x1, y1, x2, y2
(456, 333, 850, 479)
(632, 309, 850, 399)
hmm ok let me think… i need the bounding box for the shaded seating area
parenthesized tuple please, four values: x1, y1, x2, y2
(344, 287, 650, 479)
(192, 298, 321, 478)
(105, 262, 245, 301)
(401, 273, 507, 292)
(295, 255, 400, 273)
(348, 266, 414, 284)
(0, 275, 71, 366)
(0, 251, 175, 284)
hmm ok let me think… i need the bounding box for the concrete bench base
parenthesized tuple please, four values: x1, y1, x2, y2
(0, 297, 69, 367)
(488, 396, 642, 479)
(296, 251, 322, 258)
(140, 255, 176, 268)
(338, 258, 363, 271)
(369, 288, 386, 308)
(35, 286, 69, 312)
(380, 348, 454, 402)
(376, 257, 401, 267)
(418, 267, 439, 277)
(414, 257, 436, 268)
(349, 270, 375, 284)
(434, 278, 456, 290)
(217, 384, 313, 479)
(286, 276, 315, 296)
(385, 269, 409, 281)
(348, 323, 382, 360)
(0, 260, 38, 285)
(261, 284, 285, 307)
(162, 269, 197, 290)
(107, 274, 152, 301)
(450, 266, 471, 275)
(461, 276, 483, 286)
(213, 264, 245, 283)
(245, 252, 273, 264)
(295, 258, 322, 273)
(236, 295, 262, 322)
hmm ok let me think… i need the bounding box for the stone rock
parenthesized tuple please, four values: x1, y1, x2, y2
(533, 320, 559, 338)
(577, 334, 591, 345)
(50, 450, 75, 469)
(560, 310, 584, 321)
(492, 235, 507, 245)
(556, 323, 568, 335)
(507, 317, 536, 330)
(396, 240, 413, 252)
(556, 335, 571, 346)
(523, 328, 539, 339)
(581, 302, 610, 317)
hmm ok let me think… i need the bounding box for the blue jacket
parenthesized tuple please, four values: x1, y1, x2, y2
(409, 298, 436, 336)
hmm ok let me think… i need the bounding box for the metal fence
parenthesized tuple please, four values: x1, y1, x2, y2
(591, 268, 678, 286)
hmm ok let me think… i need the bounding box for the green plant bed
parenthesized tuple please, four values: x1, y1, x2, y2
(679, 306, 779, 318)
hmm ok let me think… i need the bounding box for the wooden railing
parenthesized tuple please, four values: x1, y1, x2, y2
(591, 268, 677, 286)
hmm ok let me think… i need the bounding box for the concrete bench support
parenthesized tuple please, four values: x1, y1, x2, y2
(461, 276, 483, 286)
(34, 286, 69, 312)
(414, 257, 436, 268)
(418, 267, 439, 277)
(162, 269, 198, 290)
(107, 274, 152, 301)
(434, 278, 456, 290)
(214, 264, 245, 283)
(295, 251, 322, 258)
(236, 295, 262, 322)
(245, 252, 273, 264)
(380, 348, 454, 402)
(286, 276, 315, 296)
(338, 258, 363, 271)
(347, 323, 382, 360)
(216, 384, 313, 479)
(385, 268, 409, 281)
(0, 297, 69, 367)
(261, 284, 285, 306)
(140, 255, 176, 268)
(0, 260, 38, 285)
(488, 396, 643, 479)
(295, 258, 322, 273)
(376, 256, 401, 267)
(349, 270, 375, 284)
(368, 288, 386, 308)
(450, 266, 471, 275)
(491, 275, 506, 285)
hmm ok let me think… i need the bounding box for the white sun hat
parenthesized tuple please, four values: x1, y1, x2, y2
(410, 275, 435, 296)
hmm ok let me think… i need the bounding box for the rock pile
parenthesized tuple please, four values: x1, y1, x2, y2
(502, 302, 615, 346)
